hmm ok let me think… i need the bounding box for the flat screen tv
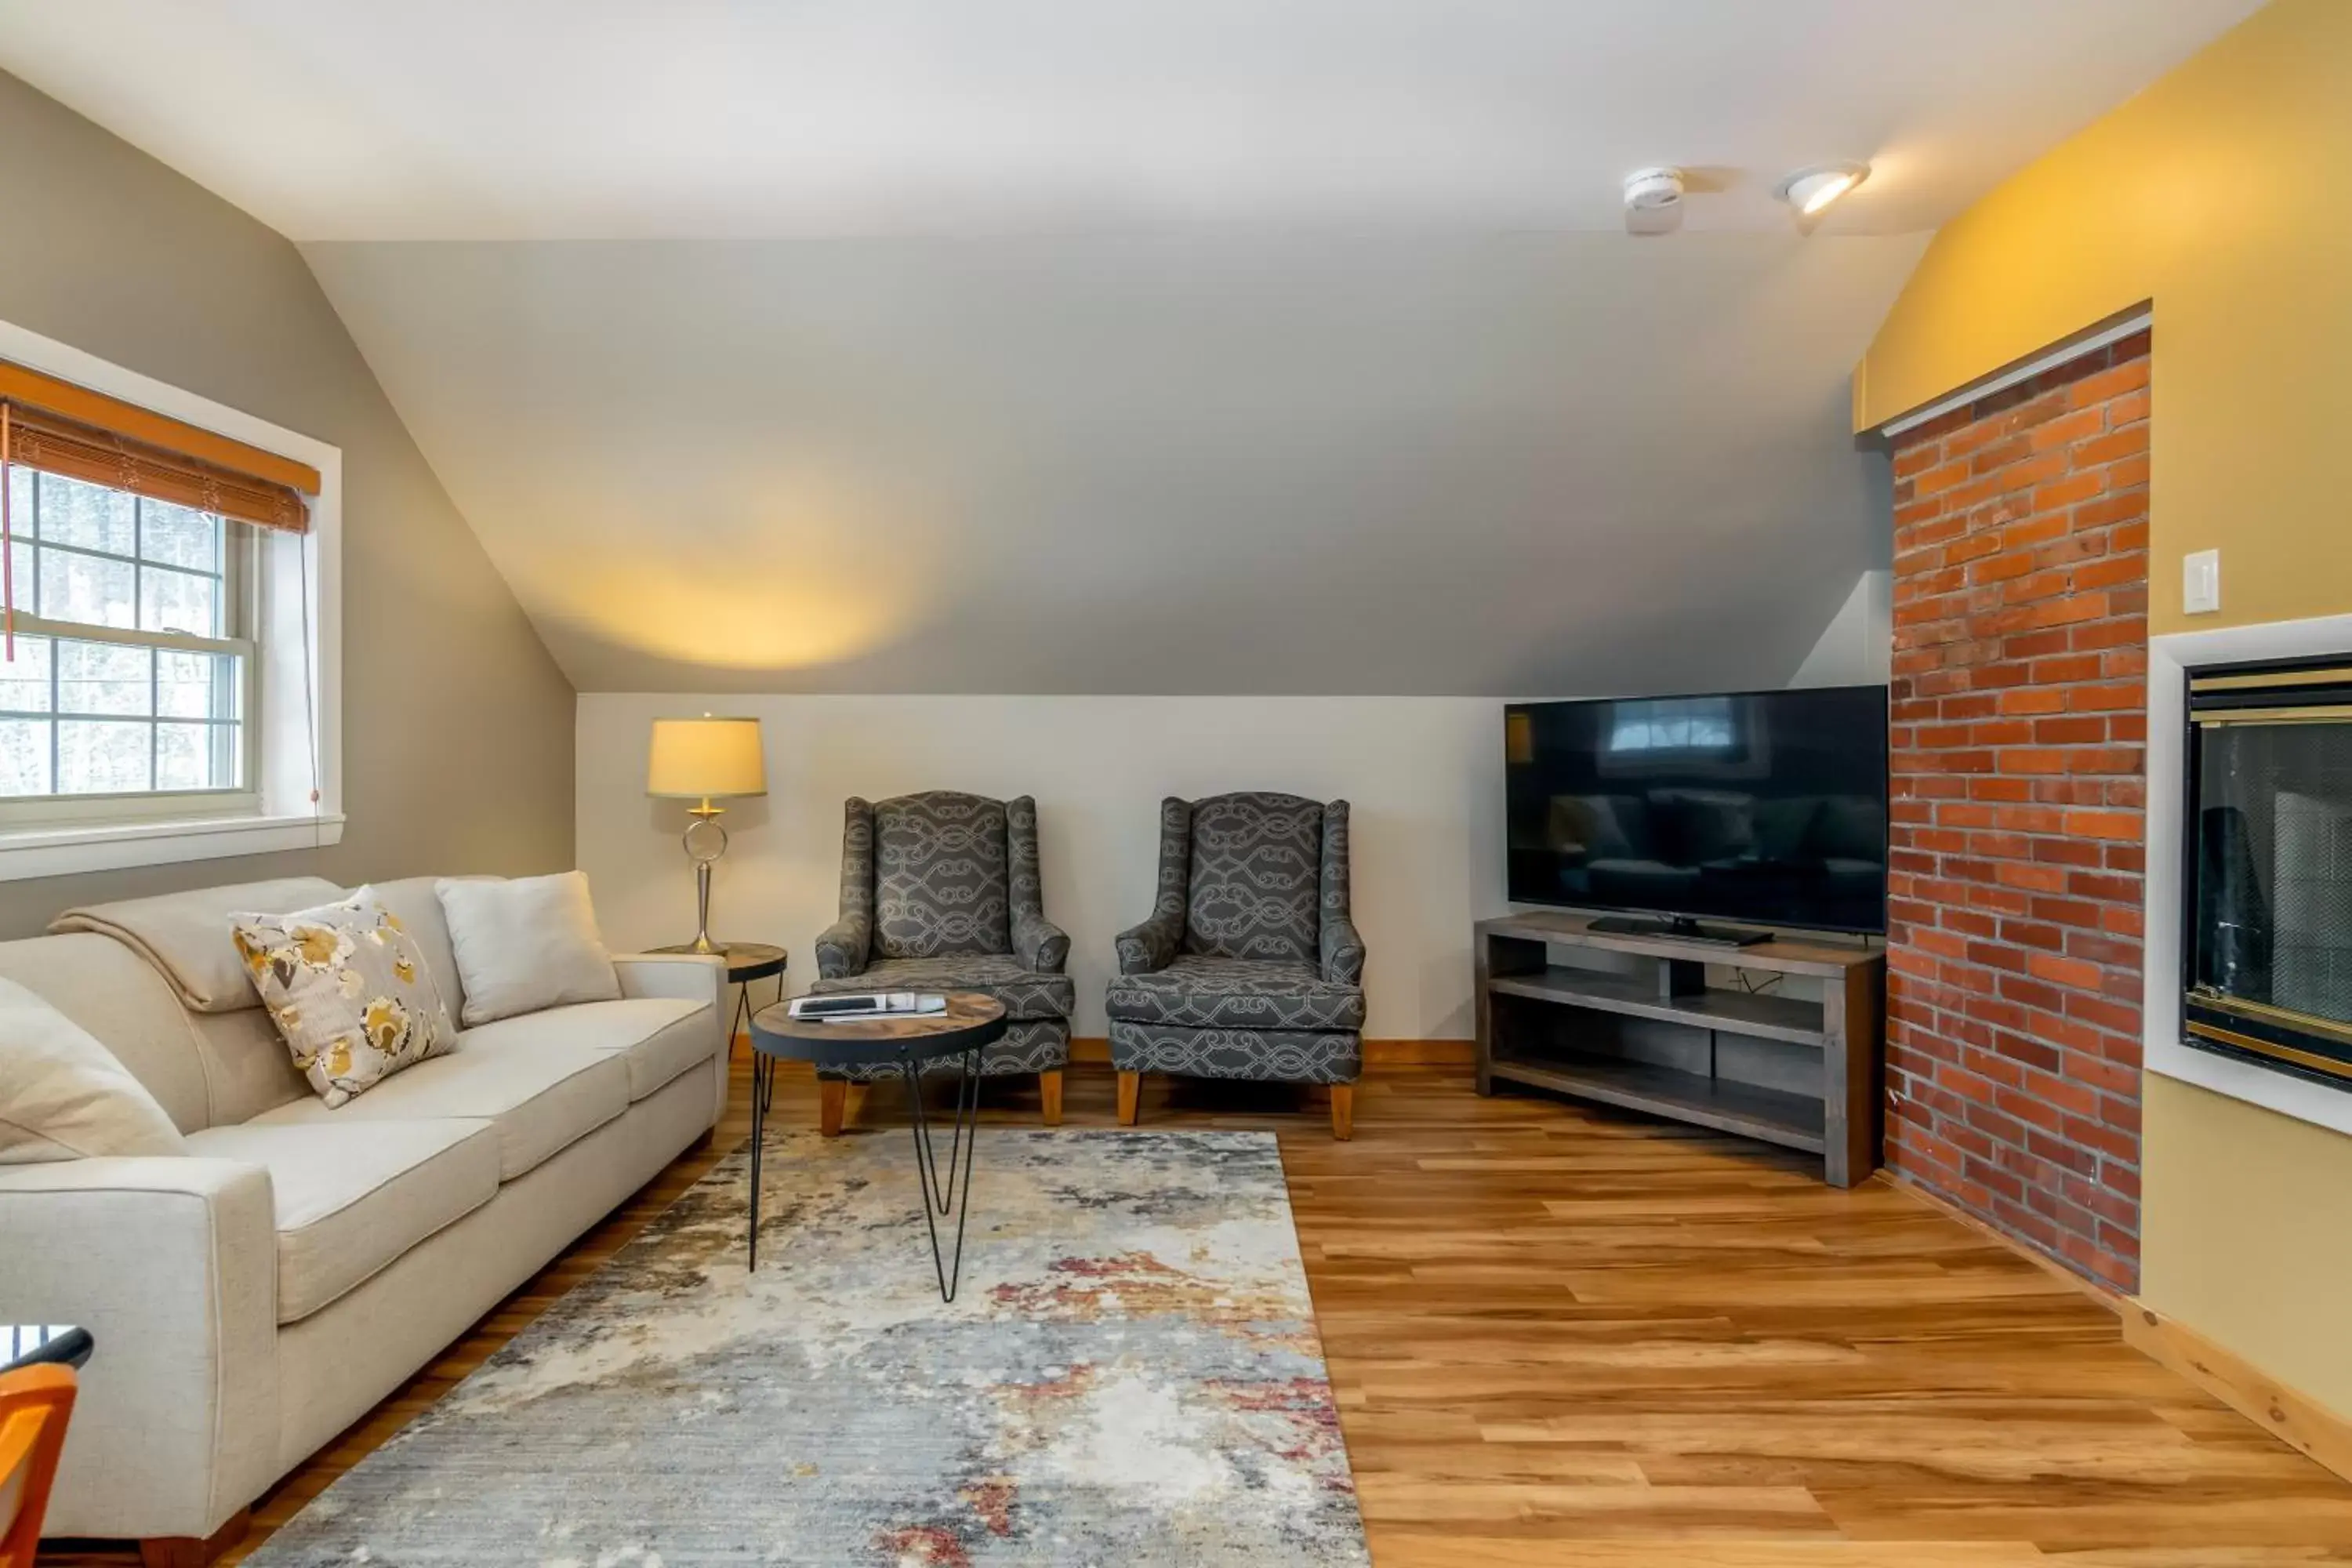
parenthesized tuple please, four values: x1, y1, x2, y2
(1504, 684, 1889, 938)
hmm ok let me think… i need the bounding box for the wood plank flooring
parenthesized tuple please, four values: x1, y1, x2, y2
(45, 1058, 2352, 1565)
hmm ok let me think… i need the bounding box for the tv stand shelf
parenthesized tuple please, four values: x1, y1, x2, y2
(1475, 910, 1885, 1185)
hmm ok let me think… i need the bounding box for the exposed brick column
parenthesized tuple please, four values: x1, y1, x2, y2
(1884, 333, 2150, 1292)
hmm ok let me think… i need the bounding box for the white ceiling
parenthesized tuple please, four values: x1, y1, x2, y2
(0, 0, 2263, 241)
(0, 1, 2261, 694)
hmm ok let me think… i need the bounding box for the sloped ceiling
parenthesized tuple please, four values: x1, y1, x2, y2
(0, 0, 2263, 692)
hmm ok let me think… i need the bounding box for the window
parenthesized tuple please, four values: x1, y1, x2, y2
(0, 318, 344, 883)
(2, 469, 254, 815)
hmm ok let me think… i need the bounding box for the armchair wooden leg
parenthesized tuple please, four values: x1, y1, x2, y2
(140, 1511, 250, 1567)
(1040, 1069, 1065, 1127)
(818, 1079, 847, 1138)
(1329, 1083, 1356, 1142)
(1116, 1070, 1142, 1127)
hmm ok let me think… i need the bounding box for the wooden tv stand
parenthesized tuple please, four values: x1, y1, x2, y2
(1474, 910, 1886, 1186)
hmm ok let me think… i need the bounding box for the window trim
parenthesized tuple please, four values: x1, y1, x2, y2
(0, 317, 343, 882)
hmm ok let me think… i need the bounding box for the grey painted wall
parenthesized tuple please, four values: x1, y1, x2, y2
(0, 72, 575, 939)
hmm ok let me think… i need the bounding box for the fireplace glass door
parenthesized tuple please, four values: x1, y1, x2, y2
(2187, 662, 2352, 1083)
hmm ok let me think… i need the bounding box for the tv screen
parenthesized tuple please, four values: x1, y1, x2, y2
(1504, 685, 1889, 935)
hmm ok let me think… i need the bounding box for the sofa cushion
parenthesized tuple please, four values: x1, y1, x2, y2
(247, 1035, 628, 1181)
(459, 997, 716, 1103)
(1106, 955, 1364, 1032)
(810, 954, 1073, 1020)
(0, 976, 188, 1163)
(232, 892, 457, 1108)
(436, 873, 622, 1027)
(366, 877, 470, 1025)
(1183, 793, 1322, 964)
(873, 793, 1011, 960)
(184, 1120, 499, 1323)
(50, 877, 344, 1014)
(0, 934, 211, 1132)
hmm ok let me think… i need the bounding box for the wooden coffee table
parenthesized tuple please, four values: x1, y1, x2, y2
(746, 992, 1007, 1301)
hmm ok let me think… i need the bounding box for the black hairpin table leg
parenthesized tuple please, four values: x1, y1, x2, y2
(903, 1045, 982, 1302)
(747, 1050, 770, 1272)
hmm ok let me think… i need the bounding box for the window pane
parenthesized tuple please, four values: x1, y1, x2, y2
(38, 474, 136, 555)
(7, 466, 29, 537)
(38, 548, 137, 629)
(5, 539, 29, 614)
(56, 640, 151, 717)
(0, 635, 51, 713)
(56, 719, 150, 793)
(157, 649, 238, 720)
(156, 722, 233, 792)
(139, 502, 218, 573)
(0, 717, 49, 795)
(140, 567, 218, 637)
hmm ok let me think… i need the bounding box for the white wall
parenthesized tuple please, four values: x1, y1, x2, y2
(578, 694, 1508, 1039)
(1788, 570, 1893, 688)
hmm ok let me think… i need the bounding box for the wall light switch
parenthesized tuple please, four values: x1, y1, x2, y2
(2183, 549, 2222, 615)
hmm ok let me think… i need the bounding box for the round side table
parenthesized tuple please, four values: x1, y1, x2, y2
(650, 941, 788, 1105)
(746, 992, 1007, 1301)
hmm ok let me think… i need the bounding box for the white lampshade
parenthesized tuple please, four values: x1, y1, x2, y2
(647, 717, 767, 800)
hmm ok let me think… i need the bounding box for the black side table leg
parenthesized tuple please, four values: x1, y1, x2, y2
(903, 1047, 982, 1302)
(748, 1051, 768, 1272)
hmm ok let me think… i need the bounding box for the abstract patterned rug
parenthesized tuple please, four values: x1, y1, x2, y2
(246, 1129, 1368, 1566)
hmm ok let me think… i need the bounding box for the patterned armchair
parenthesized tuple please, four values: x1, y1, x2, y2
(810, 791, 1073, 1133)
(1107, 792, 1364, 1139)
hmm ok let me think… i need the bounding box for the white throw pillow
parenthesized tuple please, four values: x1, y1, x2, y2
(435, 871, 622, 1026)
(0, 976, 188, 1163)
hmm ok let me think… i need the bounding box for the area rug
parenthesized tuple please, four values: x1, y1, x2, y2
(245, 1129, 1368, 1566)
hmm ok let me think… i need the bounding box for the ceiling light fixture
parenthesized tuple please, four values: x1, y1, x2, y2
(1777, 162, 1870, 218)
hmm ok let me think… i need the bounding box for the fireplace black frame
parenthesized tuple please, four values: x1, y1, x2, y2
(2180, 655, 2352, 1089)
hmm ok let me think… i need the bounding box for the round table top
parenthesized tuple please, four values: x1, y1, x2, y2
(750, 990, 1007, 1068)
(648, 940, 788, 982)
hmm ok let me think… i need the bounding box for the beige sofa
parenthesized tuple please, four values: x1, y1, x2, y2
(0, 874, 728, 1552)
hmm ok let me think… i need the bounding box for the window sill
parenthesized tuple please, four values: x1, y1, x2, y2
(0, 810, 347, 883)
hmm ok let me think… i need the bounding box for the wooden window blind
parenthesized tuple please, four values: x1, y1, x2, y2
(0, 360, 316, 534)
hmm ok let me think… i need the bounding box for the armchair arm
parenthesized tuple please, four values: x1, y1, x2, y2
(1319, 797, 1363, 985)
(1321, 913, 1366, 985)
(1118, 795, 1195, 975)
(815, 915, 871, 980)
(1114, 910, 1181, 975)
(1013, 909, 1070, 973)
(0, 1157, 278, 1539)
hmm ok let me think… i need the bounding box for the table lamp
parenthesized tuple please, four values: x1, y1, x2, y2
(647, 715, 768, 954)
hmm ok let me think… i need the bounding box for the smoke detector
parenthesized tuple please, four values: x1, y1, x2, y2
(1623, 167, 1686, 236)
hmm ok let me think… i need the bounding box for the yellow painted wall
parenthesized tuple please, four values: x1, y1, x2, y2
(1858, 0, 2352, 1417)
(1855, 0, 2352, 637)
(2142, 1076, 2352, 1417)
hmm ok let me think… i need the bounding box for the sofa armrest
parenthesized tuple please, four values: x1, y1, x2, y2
(1115, 910, 1182, 975)
(612, 952, 726, 1009)
(1013, 909, 1070, 974)
(611, 953, 730, 1123)
(815, 914, 871, 980)
(1321, 913, 1366, 986)
(0, 1157, 278, 1540)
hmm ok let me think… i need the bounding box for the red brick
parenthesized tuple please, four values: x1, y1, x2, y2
(1883, 337, 2147, 1295)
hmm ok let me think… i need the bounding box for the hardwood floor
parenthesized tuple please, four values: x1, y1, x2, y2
(45, 1058, 2352, 1565)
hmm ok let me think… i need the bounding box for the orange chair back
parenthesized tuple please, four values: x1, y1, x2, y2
(0, 1363, 77, 1568)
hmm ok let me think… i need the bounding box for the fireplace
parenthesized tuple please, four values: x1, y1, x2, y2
(2183, 659, 2352, 1085)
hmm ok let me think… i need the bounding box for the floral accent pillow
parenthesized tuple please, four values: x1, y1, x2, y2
(233, 890, 456, 1107)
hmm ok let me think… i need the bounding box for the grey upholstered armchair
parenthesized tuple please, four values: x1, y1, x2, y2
(809, 791, 1073, 1132)
(1106, 792, 1364, 1139)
